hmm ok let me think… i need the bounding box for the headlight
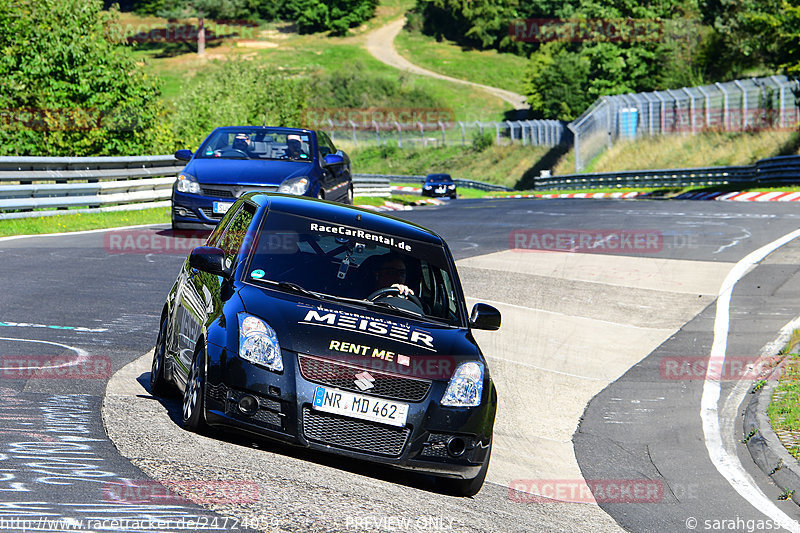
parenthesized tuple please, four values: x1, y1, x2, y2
(448, 184, 456, 189)
(424, 185, 432, 190)
(175, 173, 201, 194)
(278, 176, 310, 195)
(238, 313, 283, 372)
(441, 362, 484, 407)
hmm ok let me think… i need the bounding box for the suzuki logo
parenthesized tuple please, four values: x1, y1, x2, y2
(354, 371, 375, 391)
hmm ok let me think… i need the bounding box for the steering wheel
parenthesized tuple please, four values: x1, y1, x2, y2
(367, 286, 424, 310)
(220, 148, 248, 157)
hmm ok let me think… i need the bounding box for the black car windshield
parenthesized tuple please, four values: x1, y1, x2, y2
(427, 174, 452, 182)
(245, 211, 463, 325)
(196, 129, 313, 161)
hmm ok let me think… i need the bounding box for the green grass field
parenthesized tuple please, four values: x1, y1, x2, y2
(0, 208, 170, 237)
(394, 30, 529, 96)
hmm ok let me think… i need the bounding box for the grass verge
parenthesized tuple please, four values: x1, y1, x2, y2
(0, 208, 169, 238)
(768, 329, 800, 461)
(394, 29, 528, 96)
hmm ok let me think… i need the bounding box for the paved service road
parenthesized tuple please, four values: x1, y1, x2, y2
(4, 198, 800, 532)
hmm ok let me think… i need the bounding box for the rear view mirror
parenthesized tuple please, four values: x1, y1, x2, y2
(323, 154, 344, 166)
(174, 149, 193, 161)
(189, 246, 229, 277)
(469, 303, 501, 331)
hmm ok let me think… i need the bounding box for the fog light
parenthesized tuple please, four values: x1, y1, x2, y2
(238, 395, 258, 415)
(447, 437, 466, 457)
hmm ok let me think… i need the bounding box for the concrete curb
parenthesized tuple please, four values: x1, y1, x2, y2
(744, 379, 800, 505)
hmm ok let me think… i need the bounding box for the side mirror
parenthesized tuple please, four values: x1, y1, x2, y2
(323, 154, 344, 166)
(174, 149, 193, 161)
(189, 246, 230, 277)
(469, 303, 501, 331)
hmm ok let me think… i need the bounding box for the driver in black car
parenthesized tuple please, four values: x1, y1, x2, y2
(370, 253, 414, 297)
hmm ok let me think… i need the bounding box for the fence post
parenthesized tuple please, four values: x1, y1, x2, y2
(476, 120, 483, 137)
(506, 121, 515, 143)
(734, 79, 747, 130)
(417, 121, 424, 147)
(438, 121, 446, 146)
(521, 121, 527, 146)
(493, 122, 500, 145)
(395, 121, 402, 148)
(771, 75, 786, 128)
(327, 119, 335, 144)
(696, 86, 710, 131)
(715, 82, 729, 131)
(568, 122, 580, 172)
(349, 120, 357, 146)
(458, 121, 466, 146)
(682, 88, 696, 134)
(372, 120, 380, 145)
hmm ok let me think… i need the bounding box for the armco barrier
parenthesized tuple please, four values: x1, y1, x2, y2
(356, 173, 513, 192)
(0, 156, 394, 219)
(536, 155, 800, 191)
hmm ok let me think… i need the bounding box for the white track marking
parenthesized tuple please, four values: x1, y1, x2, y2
(0, 223, 167, 243)
(701, 228, 800, 532)
(0, 337, 89, 371)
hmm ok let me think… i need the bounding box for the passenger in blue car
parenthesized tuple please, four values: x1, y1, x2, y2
(284, 138, 308, 160)
(232, 133, 252, 153)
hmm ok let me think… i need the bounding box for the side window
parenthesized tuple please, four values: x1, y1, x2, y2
(217, 203, 256, 268)
(317, 132, 335, 157)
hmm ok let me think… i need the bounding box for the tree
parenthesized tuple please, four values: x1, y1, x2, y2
(291, 0, 380, 36)
(0, 0, 167, 156)
(158, 0, 256, 54)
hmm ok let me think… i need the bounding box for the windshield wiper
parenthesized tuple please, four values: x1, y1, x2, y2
(252, 279, 325, 300)
(367, 301, 425, 318)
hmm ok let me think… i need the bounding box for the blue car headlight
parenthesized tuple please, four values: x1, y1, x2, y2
(278, 176, 310, 195)
(238, 313, 283, 372)
(175, 173, 201, 194)
(441, 362, 484, 407)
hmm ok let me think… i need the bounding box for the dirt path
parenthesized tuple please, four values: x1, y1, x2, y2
(364, 18, 529, 111)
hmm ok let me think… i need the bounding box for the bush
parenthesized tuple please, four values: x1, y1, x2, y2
(472, 131, 494, 152)
(0, 0, 166, 156)
(170, 59, 308, 149)
(292, 0, 380, 35)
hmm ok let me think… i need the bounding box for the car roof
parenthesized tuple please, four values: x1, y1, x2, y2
(243, 193, 445, 246)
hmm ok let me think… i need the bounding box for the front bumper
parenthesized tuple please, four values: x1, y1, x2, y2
(204, 344, 495, 479)
(422, 187, 457, 198)
(172, 190, 231, 226)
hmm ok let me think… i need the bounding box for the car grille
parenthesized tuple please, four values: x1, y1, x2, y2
(302, 407, 410, 457)
(200, 185, 279, 199)
(199, 208, 225, 219)
(298, 354, 431, 402)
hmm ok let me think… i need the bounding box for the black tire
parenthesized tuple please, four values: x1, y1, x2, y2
(150, 317, 170, 396)
(437, 442, 491, 497)
(182, 346, 209, 432)
(171, 218, 185, 232)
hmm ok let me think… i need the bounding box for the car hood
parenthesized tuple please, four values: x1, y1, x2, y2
(188, 159, 313, 186)
(238, 285, 482, 381)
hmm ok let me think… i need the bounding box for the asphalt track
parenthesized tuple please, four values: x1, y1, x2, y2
(3, 198, 800, 532)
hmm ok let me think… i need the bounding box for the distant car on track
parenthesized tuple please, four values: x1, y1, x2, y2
(171, 126, 353, 230)
(151, 193, 501, 496)
(422, 173, 457, 199)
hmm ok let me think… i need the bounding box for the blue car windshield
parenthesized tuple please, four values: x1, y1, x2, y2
(196, 129, 312, 161)
(245, 211, 463, 325)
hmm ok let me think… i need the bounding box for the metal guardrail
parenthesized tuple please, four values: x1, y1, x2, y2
(535, 155, 800, 191)
(355, 173, 513, 192)
(0, 156, 395, 218)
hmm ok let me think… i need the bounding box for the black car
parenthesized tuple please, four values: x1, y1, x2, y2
(422, 173, 457, 198)
(171, 126, 353, 230)
(151, 193, 501, 496)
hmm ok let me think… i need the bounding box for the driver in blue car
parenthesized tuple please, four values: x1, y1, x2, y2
(284, 137, 308, 160)
(232, 133, 252, 153)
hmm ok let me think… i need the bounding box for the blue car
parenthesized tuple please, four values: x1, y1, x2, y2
(171, 126, 353, 230)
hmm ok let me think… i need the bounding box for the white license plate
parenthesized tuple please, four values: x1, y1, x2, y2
(312, 386, 408, 427)
(435, 187, 446, 193)
(212, 201, 233, 214)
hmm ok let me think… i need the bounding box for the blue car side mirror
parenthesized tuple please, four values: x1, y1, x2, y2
(323, 154, 344, 166)
(174, 149, 193, 161)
